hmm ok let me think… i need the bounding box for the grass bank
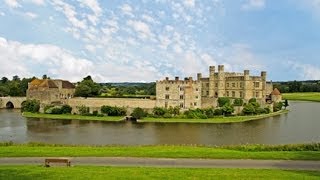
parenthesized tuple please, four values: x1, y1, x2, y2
(0, 166, 319, 180)
(22, 112, 124, 122)
(0, 143, 319, 160)
(282, 92, 320, 102)
(140, 110, 289, 123)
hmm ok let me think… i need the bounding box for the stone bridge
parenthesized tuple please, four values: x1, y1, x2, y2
(0, 97, 27, 109)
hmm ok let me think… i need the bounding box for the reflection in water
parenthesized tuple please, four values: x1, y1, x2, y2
(0, 101, 319, 146)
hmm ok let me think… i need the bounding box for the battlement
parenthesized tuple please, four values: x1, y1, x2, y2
(157, 77, 200, 85)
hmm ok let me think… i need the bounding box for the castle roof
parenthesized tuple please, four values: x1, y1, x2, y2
(38, 79, 58, 88)
(62, 80, 75, 89)
(29, 79, 75, 90)
(271, 88, 281, 95)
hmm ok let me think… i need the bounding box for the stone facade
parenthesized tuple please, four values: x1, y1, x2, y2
(26, 79, 75, 104)
(156, 65, 277, 109)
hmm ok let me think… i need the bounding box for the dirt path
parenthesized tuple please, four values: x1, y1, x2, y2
(0, 157, 319, 170)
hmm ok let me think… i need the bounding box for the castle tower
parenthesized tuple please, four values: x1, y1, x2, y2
(261, 71, 267, 99)
(217, 65, 225, 97)
(209, 66, 215, 97)
(243, 70, 251, 99)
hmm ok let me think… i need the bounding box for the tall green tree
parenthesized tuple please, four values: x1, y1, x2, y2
(74, 76, 101, 97)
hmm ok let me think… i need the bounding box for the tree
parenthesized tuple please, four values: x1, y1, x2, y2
(218, 97, 230, 107)
(233, 98, 244, 106)
(21, 99, 40, 113)
(131, 107, 147, 119)
(221, 104, 234, 116)
(74, 76, 101, 97)
(12, 75, 20, 81)
(1, 77, 8, 84)
(42, 74, 48, 79)
(74, 84, 91, 97)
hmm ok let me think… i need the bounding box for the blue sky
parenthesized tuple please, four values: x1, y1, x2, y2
(0, 0, 320, 82)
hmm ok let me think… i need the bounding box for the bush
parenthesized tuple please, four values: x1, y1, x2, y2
(218, 97, 230, 107)
(163, 113, 172, 118)
(242, 103, 256, 115)
(152, 107, 167, 116)
(77, 105, 90, 115)
(168, 106, 180, 116)
(204, 108, 215, 118)
(256, 107, 267, 114)
(92, 110, 98, 116)
(44, 105, 54, 113)
(101, 105, 127, 116)
(51, 107, 63, 114)
(131, 107, 147, 119)
(221, 104, 234, 116)
(273, 102, 283, 112)
(233, 98, 244, 106)
(249, 98, 257, 103)
(61, 105, 72, 114)
(264, 107, 271, 114)
(214, 108, 223, 116)
(21, 99, 40, 113)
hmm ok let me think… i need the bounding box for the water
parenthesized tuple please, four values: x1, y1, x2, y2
(0, 101, 319, 146)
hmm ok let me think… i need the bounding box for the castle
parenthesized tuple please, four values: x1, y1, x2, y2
(156, 65, 279, 109)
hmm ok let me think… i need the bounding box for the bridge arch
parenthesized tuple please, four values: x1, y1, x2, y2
(6, 101, 14, 109)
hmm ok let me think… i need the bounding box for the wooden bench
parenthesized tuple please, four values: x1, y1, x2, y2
(45, 158, 71, 167)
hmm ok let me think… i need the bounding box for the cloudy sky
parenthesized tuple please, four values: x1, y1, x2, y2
(0, 0, 320, 82)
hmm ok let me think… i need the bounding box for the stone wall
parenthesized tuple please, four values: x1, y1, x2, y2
(0, 97, 27, 109)
(66, 97, 156, 114)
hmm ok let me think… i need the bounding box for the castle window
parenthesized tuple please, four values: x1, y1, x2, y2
(227, 83, 229, 87)
(180, 95, 184, 99)
(232, 83, 235, 88)
(207, 91, 209, 96)
(165, 94, 170, 99)
(165, 87, 170, 91)
(226, 91, 229, 97)
(195, 96, 198, 99)
(215, 83, 218, 87)
(206, 83, 209, 87)
(180, 103, 184, 108)
(254, 82, 260, 88)
(194, 102, 197, 106)
(180, 87, 184, 91)
(240, 82, 243, 88)
(165, 102, 168, 108)
(195, 88, 199, 91)
(239, 91, 243, 98)
(232, 91, 235, 98)
(256, 91, 259, 98)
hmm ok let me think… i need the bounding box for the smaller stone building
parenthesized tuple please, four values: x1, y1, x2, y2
(27, 79, 75, 104)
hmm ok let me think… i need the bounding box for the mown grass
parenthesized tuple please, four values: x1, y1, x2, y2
(140, 110, 289, 123)
(0, 142, 319, 160)
(22, 112, 124, 121)
(282, 92, 320, 102)
(0, 166, 319, 180)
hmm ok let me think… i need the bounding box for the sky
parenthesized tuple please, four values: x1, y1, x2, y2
(0, 0, 320, 82)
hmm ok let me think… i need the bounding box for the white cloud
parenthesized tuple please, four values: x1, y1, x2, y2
(120, 4, 134, 17)
(287, 61, 320, 80)
(127, 20, 154, 40)
(0, 12, 5, 16)
(0, 36, 96, 82)
(79, 0, 102, 25)
(183, 0, 195, 8)
(25, 12, 38, 19)
(4, 0, 20, 8)
(30, 0, 45, 5)
(242, 0, 266, 11)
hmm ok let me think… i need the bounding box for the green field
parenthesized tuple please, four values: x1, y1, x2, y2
(1, 143, 319, 160)
(0, 166, 319, 180)
(140, 110, 289, 123)
(22, 112, 124, 121)
(282, 92, 320, 102)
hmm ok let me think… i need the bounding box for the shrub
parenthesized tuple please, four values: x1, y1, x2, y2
(61, 105, 72, 114)
(51, 107, 63, 114)
(218, 97, 230, 107)
(131, 107, 147, 119)
(183, 109, 207, 119)
(264, 107, 271, 114)
(204, 108, 215, 118)
(101, 105, 127, 116)
(221, 104, 234, 116)
(242, 103, 256, 115)
(77, 105, 90, 115)
(21, 99, 40, 113)
(214, 108, 223, 116)
(44, 105, 54, 113)
(249, 98, 257, 103)
(273, 102, 283, 112)
(152, 107, 167, 116)
(163, 113, 172, 118)
(256, 107, 267, 114)
(92, 110, 98, 116)
(233, 98, 244, 106)
(168, 106, 180, 116)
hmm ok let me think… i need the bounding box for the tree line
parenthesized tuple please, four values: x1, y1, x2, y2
(273, 80, 320, 93)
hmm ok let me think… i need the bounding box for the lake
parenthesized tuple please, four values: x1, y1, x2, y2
(0, 101, 319, 146)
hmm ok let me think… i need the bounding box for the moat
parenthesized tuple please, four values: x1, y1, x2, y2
(0, 101, 319, 146)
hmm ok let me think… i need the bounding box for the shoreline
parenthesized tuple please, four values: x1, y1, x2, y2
(22, 112, 124, 122)
(282, 92, 320, 102)
(22, 110, 289, 124)
(139, 110, 289, 124)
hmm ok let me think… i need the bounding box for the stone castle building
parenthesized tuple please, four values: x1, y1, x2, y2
(27, 79, 75, 104)
(156, 65, 277, 109)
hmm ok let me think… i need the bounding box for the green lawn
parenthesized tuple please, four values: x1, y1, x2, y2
(1, 143, 319, 160)
(22, 112, 124, 121)
(282, 92, 320, 102)
(140, 110, 289, 123)
(0, 166, 319, 180)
